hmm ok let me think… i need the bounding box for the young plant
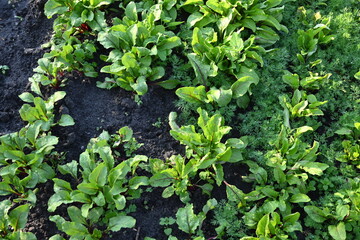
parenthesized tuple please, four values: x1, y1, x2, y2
(150, 108, 247, 202)
(97, 1, 182, 95)
(160, 199, 217, 239)
(48, 128, 147, 239)
(0, 201, 36, 239)
(18, 91, 75, 130)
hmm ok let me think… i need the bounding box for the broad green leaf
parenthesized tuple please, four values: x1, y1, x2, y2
(62, 222, 90, 236)
(131, 76, 148, 95)
(231, 76, 258, 98)
(158, 36, 181, 51)
(89, 163, 108, 187)
(67, 206, 86, 225)
(98, 146, 114, 170)
(300, 162, 329, 176)
(78, 182, 99, 195)
(129, 176, 149, 189)
(122, 52, 137, 69)
(283, 212, 300, 224)
(187, 53, 210, 86)
(176, 86, 207, 105)
(108, 215, 136, 231)
(26, 121, 42, 145)
(48, 190, 72, 212)
(125, 1, 138, 21)
(58, 160, 78, 179)
(0, 182, 14, 196)
(44, 0, 69, 18)
(19, 92, 35, 103)
(53, 178, 72, 192)
(282, 73, 299, 89)
(176, 204, 200, 234)
(49, 235, 66, 240)
(290, 193, 311, 203)
(58, 114, 75, 126)
(207, 88, 232, 107)
(9, 204, 30, 231)
(92, 192, 106, 207)
(328, 222, 346, 240)
(256, 214, 270, 237)
(335, 205, 349, 221)
(149, 171, 175, 187)
(162, 186, 175, 198)
(355, 71, 360, 80)
(304, 206, 327, 223)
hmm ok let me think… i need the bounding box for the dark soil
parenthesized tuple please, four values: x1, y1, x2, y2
(0, 0, 248, 239)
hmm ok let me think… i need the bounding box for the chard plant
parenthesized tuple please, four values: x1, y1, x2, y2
(296, 9, 335, 64)
(336, 121, 360, 169)
(149, 108, 247, 202)
(304, 178, 360, 240)
(0, 91, 73, 203)
(175, 66, 259, 109)
(280, 71, 329, 122)
(0, 200, 36, 240)
(48, 128, 147, 239)
(97, 1, 182, 95)
(160, 199, 217, 239)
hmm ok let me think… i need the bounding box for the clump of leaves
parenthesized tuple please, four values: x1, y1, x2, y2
(0, 201, 36, 239)
(149, 108, 247, 203)
(48, 128, 147, 239)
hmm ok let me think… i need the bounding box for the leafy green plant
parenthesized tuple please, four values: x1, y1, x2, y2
(304, 178, 360, 240)
(97, 1, 182, 95)
(0, 201, 36, 240)
(149, 108, 247, 202)
(18, 91, 75, 129)
(48, 128, 147, 239)
(296, 12, 334, 64)
(0, 125, 57, 202)
(160, 199, 217, 239)
(335, 122, 360, 169)
(175, 66, 259, 109)
(0, 65, 9, 75)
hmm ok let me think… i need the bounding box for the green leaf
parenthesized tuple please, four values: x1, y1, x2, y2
(89, 163, 108, 187)
(328, 222, 346, 240)
(176, 86, 207, 105)
(176, 204, 200, 234)
(125, 1, 138, 21)
(283, 212, 300, 224)
(354, 71, 360, 80)
(256, 214, 270, 237)
(335, 205, 349, 221)
(9, 204, 30, 231)
(78, 182, 99, 195)
(19, 92, 35, 103)
(129, 176, 149, 189)
(304, 206, 327, 223)
(290, 193, 311, 203)
(131, 76, 148, 95)
(187, 53, 211, 86)
(58, 160, 78, 179)
(0, 182, 14, 196)
(231, 76, 258, 98)
(58, 114, 75, 126)
(282, 73, 299, 89)
(108, 215, 136, 231)
(207, 88, 232, 107)
(67, 206, 86, 225)
(44, 0, 69, 18)
(300, 162, 329, 176)
(62, 221, 90, 236)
